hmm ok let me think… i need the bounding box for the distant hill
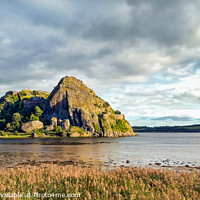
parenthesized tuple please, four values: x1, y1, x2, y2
(132, 124, 200, 133)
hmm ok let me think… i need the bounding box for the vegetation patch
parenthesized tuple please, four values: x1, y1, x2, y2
(103, 101, 110, 108)
(0, 131, 31, 138)
(19, 90, 50, 100)
(0, 90, 46, 134)
(68, 126, 85, 135)
(94, 124, 102, 133)
(111, 119, 129, 133)
(100, 117, 109, 132)
(0, 166, 199, 199)
(94, 103, 100, 108)
(115, 110, 121, 114)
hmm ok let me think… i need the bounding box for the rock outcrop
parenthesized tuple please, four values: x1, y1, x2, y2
(21, 121, 43, 132)
(45, 125, 54, 131)
(51, 117, 57, 127)
(47, 76, 135, 137)
(62, 119, 70, 130)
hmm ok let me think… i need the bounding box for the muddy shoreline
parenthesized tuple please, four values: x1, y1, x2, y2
(1, 156, 200, 172)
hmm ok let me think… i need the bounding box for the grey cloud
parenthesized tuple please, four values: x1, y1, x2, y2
(152, 116, 193, 121)
(94, 47, 113, 59)
(0, 0, 200, 126)
(84, 0, 200, 47)
(173, 90, 200, 104)
(1, 0, 200, 87)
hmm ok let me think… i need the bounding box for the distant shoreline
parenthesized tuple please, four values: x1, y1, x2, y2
(132, 124, 200, 132)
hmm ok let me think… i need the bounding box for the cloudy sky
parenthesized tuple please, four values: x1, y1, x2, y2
(0, 0, 200, 126)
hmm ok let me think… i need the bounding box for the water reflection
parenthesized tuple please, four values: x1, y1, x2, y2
(0, 133, 200, 169)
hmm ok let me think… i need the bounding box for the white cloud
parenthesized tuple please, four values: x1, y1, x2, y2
(0, 0, 200, 126)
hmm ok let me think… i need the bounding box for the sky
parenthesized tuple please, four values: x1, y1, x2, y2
(0, 0, 200, 126)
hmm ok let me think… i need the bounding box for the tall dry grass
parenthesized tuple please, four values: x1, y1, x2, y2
(0, 165, 199, 199)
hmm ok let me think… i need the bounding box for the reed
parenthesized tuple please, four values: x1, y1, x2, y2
(0, 165, 199, 199)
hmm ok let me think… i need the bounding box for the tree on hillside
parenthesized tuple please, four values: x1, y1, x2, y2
(30, 114, 39, 121)
(12, 113, 21, 123)
(10, 113, 22, 131)
(34, 106, 43, 118)
(115, 110, 121, 114)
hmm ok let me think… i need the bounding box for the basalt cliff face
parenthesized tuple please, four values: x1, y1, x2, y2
(47, 76, 134, 137)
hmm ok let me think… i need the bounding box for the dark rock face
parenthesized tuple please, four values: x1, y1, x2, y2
(47, 76, 135, 137)
(49, 90, 69, 119)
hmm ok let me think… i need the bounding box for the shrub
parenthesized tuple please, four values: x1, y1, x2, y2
(0, 130, 5, 136)
(14, 130, 18, 135)
(103, 101, 110, 108)
(94, 103, 100, 108)
(33, 90, 39, 96)
(115, 110, 121, 114)
(69, 126, 85, 135)
(15, 121, 21, 130)
(12, 112, 21, 123)
(5, 123, 11, 129)
(30, 114, 39, 121)
(54, 126, 63, 133)
(34, 106, 43, 118)
(5, 123, 16, 132)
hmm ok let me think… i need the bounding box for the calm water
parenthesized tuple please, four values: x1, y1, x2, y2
(0, 132, 199, 168)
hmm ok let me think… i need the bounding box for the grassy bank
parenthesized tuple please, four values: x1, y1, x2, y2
(0, 165, 199, 199)
(0, 132, 31, 138)
(0, 130, 137, 138)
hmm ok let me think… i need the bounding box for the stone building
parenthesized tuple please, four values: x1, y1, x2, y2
(23, 96, 44, 110)
(115, 114, 125, 120)
(6, 91, 18, 96)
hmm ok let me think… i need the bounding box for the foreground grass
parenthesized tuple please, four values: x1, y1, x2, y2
(0, 165, 199, 199)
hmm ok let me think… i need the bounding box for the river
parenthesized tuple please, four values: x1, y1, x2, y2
(0, 132, 199, 169)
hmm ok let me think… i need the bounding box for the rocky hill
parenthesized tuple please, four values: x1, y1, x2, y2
(0, 76, 135, 137)
(46, 76, 134, 137)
